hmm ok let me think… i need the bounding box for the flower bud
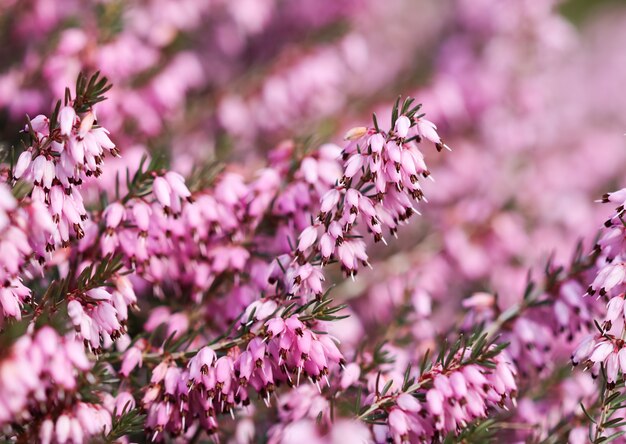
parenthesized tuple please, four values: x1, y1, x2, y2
(344, 126, 367, 140)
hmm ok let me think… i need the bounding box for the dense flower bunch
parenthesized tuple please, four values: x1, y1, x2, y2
(0, 326, 112, 443)
(0, 184, 52, 321)
(2, 0, 626, 442)
(363, 347, 517, 442)
(572, 191, 626, 379)
(0, 72, 470, 440)
(139, 318, 344, 440)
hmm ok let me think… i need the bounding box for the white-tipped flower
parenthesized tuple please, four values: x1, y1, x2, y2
(13, 151, 32, 179)
(59, 106, 76, 136)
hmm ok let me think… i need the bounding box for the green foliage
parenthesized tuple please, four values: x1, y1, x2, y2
(104, 409, 146, 443)
(0, 317, 30, 354)
(185, 160, 223, 193)
(389, 96, 423, 130)
(560, 0, 624, 25)
(75, 254, 125, 293)
(72, 71, 113, 114)
(119, 154, 168, 202)
(443, 418, 501, 443)
(95, 1, 126, 42)
(293, 296, 349, 322)
(78, 361, 117, 403)
(10, 178, 32, 200)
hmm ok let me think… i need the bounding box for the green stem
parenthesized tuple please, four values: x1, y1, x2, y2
(593, 386, 613, 442)
(356, 380, 424, 421)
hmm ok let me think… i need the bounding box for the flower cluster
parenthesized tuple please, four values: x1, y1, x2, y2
(267, 385, 372, 443)
(572, 189, 626, 384)
(67, 276, 137, 352)
(135, 314, 344, 440)
(0, 326, 112, 442)
(0, 184, 54, 320)
(357, 347, 517, 443)
(290, 104, 445, 301)
(15, 106, 117, 243)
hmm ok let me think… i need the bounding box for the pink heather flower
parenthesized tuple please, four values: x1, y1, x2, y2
(266, 317, 286, 338)
(343, 154, 364, 179)
(164, 171, 191, 200)
(601, 188, 626, 206)
(288, 263, 325, 297)
(571, 335, 595, 366)
(188, 346, 217, 382)
(13, 151, 31, 180)
(426, 388, 444, 417)
(396, 394, 421, 413)
(605, 296, 624, 322)
(388, 408, 410, 438)
(87, 288, 112, 301)
(104, 202, 125, 231)
(144, 309, 189, 340)
(39, 419, 54, 444)
(589, 342, 613, 363)
(394, 115, 411, 138)
(340, 363, 361, 389)
(587, 261, 626, 296)
(242, 299, 278, 323)
(344, 126, 368, 141)
(371, 349, 517, 441)
(0, 326, 96, 438)
(55, 415, 71, 443)
(0, 287, 22, 319)
(415, 118, 439, 143)
(78, 111, 96, 138)
(153, 176, 172, 208)
(121, 342, 144, 377)
(132, 200, 152, 232)
(331, 420, 372, 443)
(59, 106, 76, 136)
(297, 225, 319, 253)
(619, 348, 626, 373)
(320, 189, 341, 215)
(606, 353, 619, 385)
